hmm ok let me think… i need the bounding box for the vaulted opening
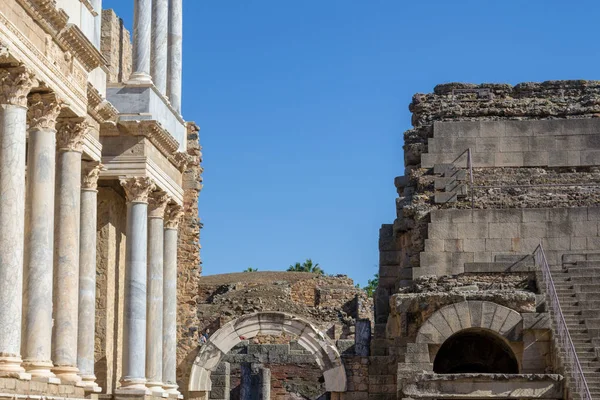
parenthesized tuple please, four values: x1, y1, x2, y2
(433, 328, 519, 374)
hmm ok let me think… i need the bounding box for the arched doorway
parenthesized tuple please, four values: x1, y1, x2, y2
(433, 328, 519, 374)
(188, 312, 346, 394)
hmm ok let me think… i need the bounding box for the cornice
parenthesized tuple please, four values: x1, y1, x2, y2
(57, 24, 105, 72)
(119, 120, 179, 159)
(16, 0, 69, 37)
(79, 0, 96, 16)
(87, 83, 118, 123)
(169, 151, 192, 172)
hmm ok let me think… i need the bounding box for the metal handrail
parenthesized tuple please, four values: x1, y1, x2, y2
(534, 244, 592, 400)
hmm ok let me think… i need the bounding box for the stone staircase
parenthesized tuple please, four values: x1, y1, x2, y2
(432, 163, 468, 204)
(545, 254, 600, 399)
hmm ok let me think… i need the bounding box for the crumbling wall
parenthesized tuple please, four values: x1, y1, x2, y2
(101, 9, 132, 83)
(177, 123, 203, 394)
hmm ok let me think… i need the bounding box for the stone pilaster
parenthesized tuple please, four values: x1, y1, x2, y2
(130, 0, 153, 83)
(167, 0, 182, 111)
(77, 162, 104, 391)
(0, 67, 36, 379)
(22, 93, 61, 382)
(146, 191, 170, 393)
(163, 203, 183, 395)
(151, 0, 168, 94)
(52, 118, 88, 384)
(119, 177, 156, 393)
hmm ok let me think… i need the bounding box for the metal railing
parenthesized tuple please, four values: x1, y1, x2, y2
(534, 244, 592, 400)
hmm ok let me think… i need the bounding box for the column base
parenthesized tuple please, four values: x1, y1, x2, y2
(52, 365, 82, 385)
(23, 359, 60, 383)
(147, 381, 166, 396)
(118, 377, 151, 394)
(162, 383, 182, 399)
(80, 374, 102, 393)
(127, 72, 153, 85)
(0, 356, 30, 380)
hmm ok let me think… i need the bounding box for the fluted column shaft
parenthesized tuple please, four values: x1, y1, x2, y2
(52, 118, 87, 384)
(0, 67, 36, 378)
(77, 162, 103, 390)
(151, 0, 169, 94)
(22, 93, 61, 382)
(162, 204, 183, 395)
(146, 191, 169, 393)
(167, 0, 183, 112)
(119, 177, 156, 392)
(132, 0, 153, 83)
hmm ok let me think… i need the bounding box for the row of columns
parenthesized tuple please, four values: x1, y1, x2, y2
(0, 66, 184, 396)
(119, 178, 183, 395)
(131, 0, 183, 113)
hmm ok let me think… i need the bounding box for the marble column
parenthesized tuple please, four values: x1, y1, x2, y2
(146, 191, 169, 393)
(0, 67, 36, 378)
(91, 0, 102, 49)
(119, 177, 156, 392)
(52, 118, 88, 384)
(22, 93, 62, 382)
(162, 203, 183, 395)
(131, 0, 153, 83)
(167, 0, 183, 112)
(151, 0, 169, 94)
(77, 162, 103, 391)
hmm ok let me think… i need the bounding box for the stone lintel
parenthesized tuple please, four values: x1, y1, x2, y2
(403, 373, 564, 399)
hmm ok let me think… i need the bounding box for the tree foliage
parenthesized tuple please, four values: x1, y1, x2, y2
(243, 267, 258, 272)
(287, 259, 324, 275)
(360, 273, 379, 297)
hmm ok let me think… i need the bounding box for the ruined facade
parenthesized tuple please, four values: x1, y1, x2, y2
(0, 2, 202, 400)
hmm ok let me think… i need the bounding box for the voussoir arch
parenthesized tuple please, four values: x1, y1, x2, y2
(416, 300, 523, 345)
(188, 311, 347, 393)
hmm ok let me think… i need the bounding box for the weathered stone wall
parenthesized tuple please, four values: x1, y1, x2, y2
(101, 9, 132, 83)
(95, 186, 127, 394)
(177, 123, 204, 395)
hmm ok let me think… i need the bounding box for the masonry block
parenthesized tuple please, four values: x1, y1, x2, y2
(532, 119, 564, 136)
(500, 136, 530, 152)
(488, 222, 521, 239)
(505, 120, 535, 137)
(476, 137, 499, 153)
(479, 121, 506, 137)
(428, 223, 457, 239)
(456, 222, 488, 239)
(495, 152, 524, 167)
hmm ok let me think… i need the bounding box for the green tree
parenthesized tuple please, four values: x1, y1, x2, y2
(244, 267, 258, 272)
(287, 259, 324, 275)
(362, 273, 379, 297)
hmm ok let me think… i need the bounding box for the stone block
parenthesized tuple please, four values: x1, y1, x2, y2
(505, 120, 535, 137)
(473, 251, 492, 262)
(580, 150, 600, 166)
(530, 136, 557, 151)
(587, 236, 600, 251)
(585, 133, 600, 148)
(428, 223, 457, 239)
(479, 121, 505, 137)
(588, 207, 600, 221)
(379, 265, 399, 278)
(521, 222, 547, 238)
(419, 252, 452, 271)
(574, 221, 598, 237)
(545, 220, 574, 237)
(500, 136, 530, 152)
(463, 238, 486, 252)
(433, 209, 472, 223)
(473, 209, 522, 223)
(456, 222, 488, 239)
(424, 239, 444, 252)
(532, 119, 564, 136)
(434, 121, 479, 138)
(475, 137, 499, 153)
(523, 151, 549, 167)
(380, 251, 402, 265)
(495, 152, 524, 167)
(470, 151, 495, 167)
(522, 313, 550, 330)
(568, 207, 589, 221)
(405, 343, 430, 363)
(434, 177, 454, 190)
(443, 239, 463, 252)
(542, 237, 571, 251)
(564, 118, 600, 135)
(434, 192, 457, 204)
(488, 222, 521, 239)
(485, 238, 512, 252)
(549, 150, 580, 167)
(522, 208, 550, 222)
(571, 237, 587, 250)
(452, 252, 474, 274)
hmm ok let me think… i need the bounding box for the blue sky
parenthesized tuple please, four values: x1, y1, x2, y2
(103, 0, 599, 286)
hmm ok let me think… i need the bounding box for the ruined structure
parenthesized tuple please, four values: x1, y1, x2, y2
(0, 2, 202, 400)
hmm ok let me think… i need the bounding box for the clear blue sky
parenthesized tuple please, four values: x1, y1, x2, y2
(103, 0, 599, 286)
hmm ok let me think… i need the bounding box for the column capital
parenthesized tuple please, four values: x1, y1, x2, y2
(57, 118, 88, 152)
(164, 204, 183, 229)
(148, 190, 170, 219)
(120, 177, 156, 204)
(27, 93, 63, 131)
(0, 67, 37, 107)
(82, 161, 105, 191)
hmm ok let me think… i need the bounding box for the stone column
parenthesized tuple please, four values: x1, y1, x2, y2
(131, 0, 153, 83)
(52, 118, 88, 384)
(91, 0, 102, 48)
(151, 0, 168, 94)
(0, 67, 36, 378)
(167, 0, 183, 112)
(162, 203, 183, 395)
(119, 177, 156, 392)
(146, 191, 169, 393)
(77, 162, 103, 390)
(22, 93, 61, 382)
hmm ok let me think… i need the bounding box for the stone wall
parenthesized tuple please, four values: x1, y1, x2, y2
(177, 123, 204, 394)
(95, 186, 127, 393)
(101, 9, 132, 83)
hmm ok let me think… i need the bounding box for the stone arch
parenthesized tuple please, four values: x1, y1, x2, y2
(188, 312, 347, 393)
(416, 301, 523, 346)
